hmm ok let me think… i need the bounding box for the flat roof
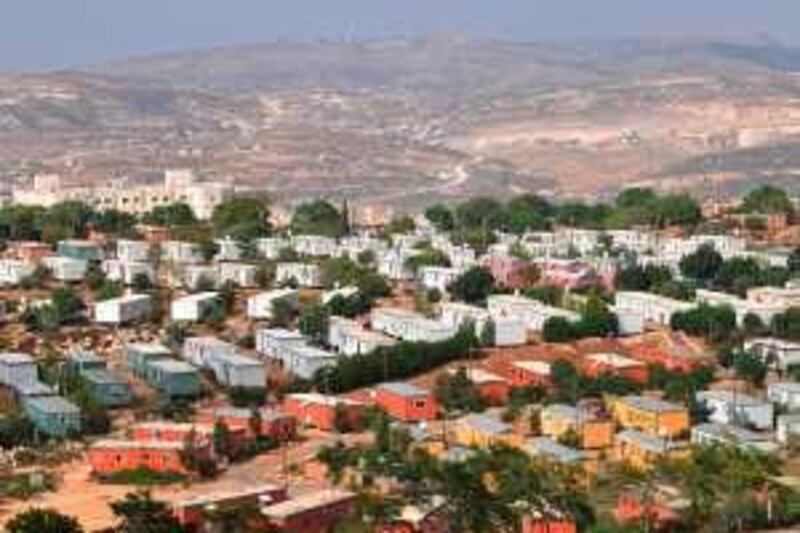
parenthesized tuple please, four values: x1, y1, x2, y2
(616, 429, 678, 453)
(378, 381, 429, 398)
(449, 367, 506, 384)
(461, 413, 511, 435)
(82, 368, 127, 385)
(286, 392, 363, 407)
(697, 389, 767, 407)
(26, 395, 80, 414)
(527, 437, 585, 464)
(176, 484, 282, 508)
(511, 360, 551, 375)
(125, 343, 172, 355)
(149, 359, 199, 374)
(622, 395, 685, 414)
(0, 352, 34, 364)
(92, 439, 184, 451)
(585, 353, 644, 368)
(261, 489, 354, 519)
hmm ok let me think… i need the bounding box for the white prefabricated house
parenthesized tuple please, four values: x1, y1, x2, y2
(378, 248, 419, 281)
(94, 294, 152, 325)
(418, 266, 461, 293)
(696, 390, 774, 431)
(0, 352, 38, 390)
(247, 289, 300, 320)
(162, 241, 204, 264)
(487, 294, 580, 333)
(207, 353, 266, 389)
(614, 291, 692, 327)
(777, 414, 800, 445)
(171, 292, 221, 322)
(102, 259, 155, 285)
(328, 317, 397, 356)
(218, 262, 258, 288)
(0, 259, 35, 286)
(274, 341, 339, 380)
(767, 382, 800, 411)
(214, 237, 242, 262)
(182, 265, 220, 290)
(336, 236, 388, 261)
(744, 338, 800, 371)
(255, 237, 290, 260)
(292, 235, 338, 258)
(370, 307, 456, 343)
(255, 327, 304, 358)
(611, 305, 646, 336)
(696, 289, 784, 326)
(439, 302, 526, 346)
(276, 262, 323, 288)
(321, 286, 359, 305)
(182, 337, 237, 368)
(691, 423, 778, 454)
(116, 240, 151, 263)
(42, 256, 88, 282)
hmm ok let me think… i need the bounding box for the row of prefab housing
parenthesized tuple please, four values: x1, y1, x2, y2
(0, 225, 791, 291)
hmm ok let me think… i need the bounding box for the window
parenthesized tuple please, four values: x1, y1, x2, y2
(413, 400, 427, 409)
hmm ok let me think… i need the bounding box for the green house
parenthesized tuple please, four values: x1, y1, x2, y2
(81, 368, 133, 408)
(22, 396, 81, 437)
(125, 343, 172, 378)
(57, 240, 103, 261)
(66, 349, 107, 376)
(147, 359, 201, 399)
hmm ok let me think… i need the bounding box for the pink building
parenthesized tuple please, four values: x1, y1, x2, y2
(479, 255, 533, 290)
(535, 259, 598, 291)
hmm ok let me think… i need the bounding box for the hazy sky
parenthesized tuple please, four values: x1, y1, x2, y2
(2, 0, 799, 71)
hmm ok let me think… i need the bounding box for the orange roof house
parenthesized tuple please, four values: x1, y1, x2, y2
(607, 395, 690, 438)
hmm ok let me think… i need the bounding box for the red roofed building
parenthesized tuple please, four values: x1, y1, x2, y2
(582, 353, 648, 383)
(173, 484, 287, 529)
(88, 439, 202, 475)
(261, 489, 356, 533)
(283, 393, 366, 432)
(509, 360, 552, 388)
(451, 367, 511, 405)
(198, 407, 297, 442)
(374, 382, 438, 422)
(480, 255, 534, 290)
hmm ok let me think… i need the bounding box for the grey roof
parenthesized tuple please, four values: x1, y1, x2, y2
(378, 381, 428, 398)
(126, 343, 171, 356)
(542, 403, 578, 421)
(82, 368, 127, 385)
(691, 422, 769, 444)
(527, 437, 585, 464)
(69, 350, 104, 363)
(26, 395, 80, 414)
(17, 381, 55, 396)
(149, 359, 198, 374)
(623, 395, 685, 413)
(770, 382, 800, 394)
(696, 390, 767, 407)
(0, 352, 34, 365)
(616, 429, 677, 453)
(461, 414, 511, 435)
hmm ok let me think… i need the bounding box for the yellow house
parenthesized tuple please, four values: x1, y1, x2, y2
(614, 429, 687, 470)
(540, 403, 614, 450)
(454, 414, 523, 450)
(607, 395, 690, 438)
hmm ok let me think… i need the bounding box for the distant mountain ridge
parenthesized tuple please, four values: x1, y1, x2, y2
(1, 37, 799, 204)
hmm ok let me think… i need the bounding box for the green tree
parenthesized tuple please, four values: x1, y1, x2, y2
(141, 203, 196, 227)
(211, 197, 271, 240)
(771, 307, 800, 342)
(95, 280, 123, 302)
(132, 272, 153, 292)
(788, 247, 800, 274)
(542, 316, 577, 343)
(110, 491, 188, 533)
(579, 293, 619, 338)
(89, 209, 138, 237)
(299, 304, 330, 346)
(291, 200, 345, 237)
(741, 185, 794, 214)
(425, 203, 455, 231)
(51, 286, 85, 323)
(448, 267, 495, 304)
(6, 508, 83, 533)
(680, 243, 723, 284)
(657, 193, 702, 227)
(270, 298, 295, 327)
(41, 201, 93, 243)
(733, 350, 768, 389)
(384, 215, 416, 236)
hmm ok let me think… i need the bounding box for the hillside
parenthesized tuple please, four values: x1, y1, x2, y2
(2, 37, 800, 206)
